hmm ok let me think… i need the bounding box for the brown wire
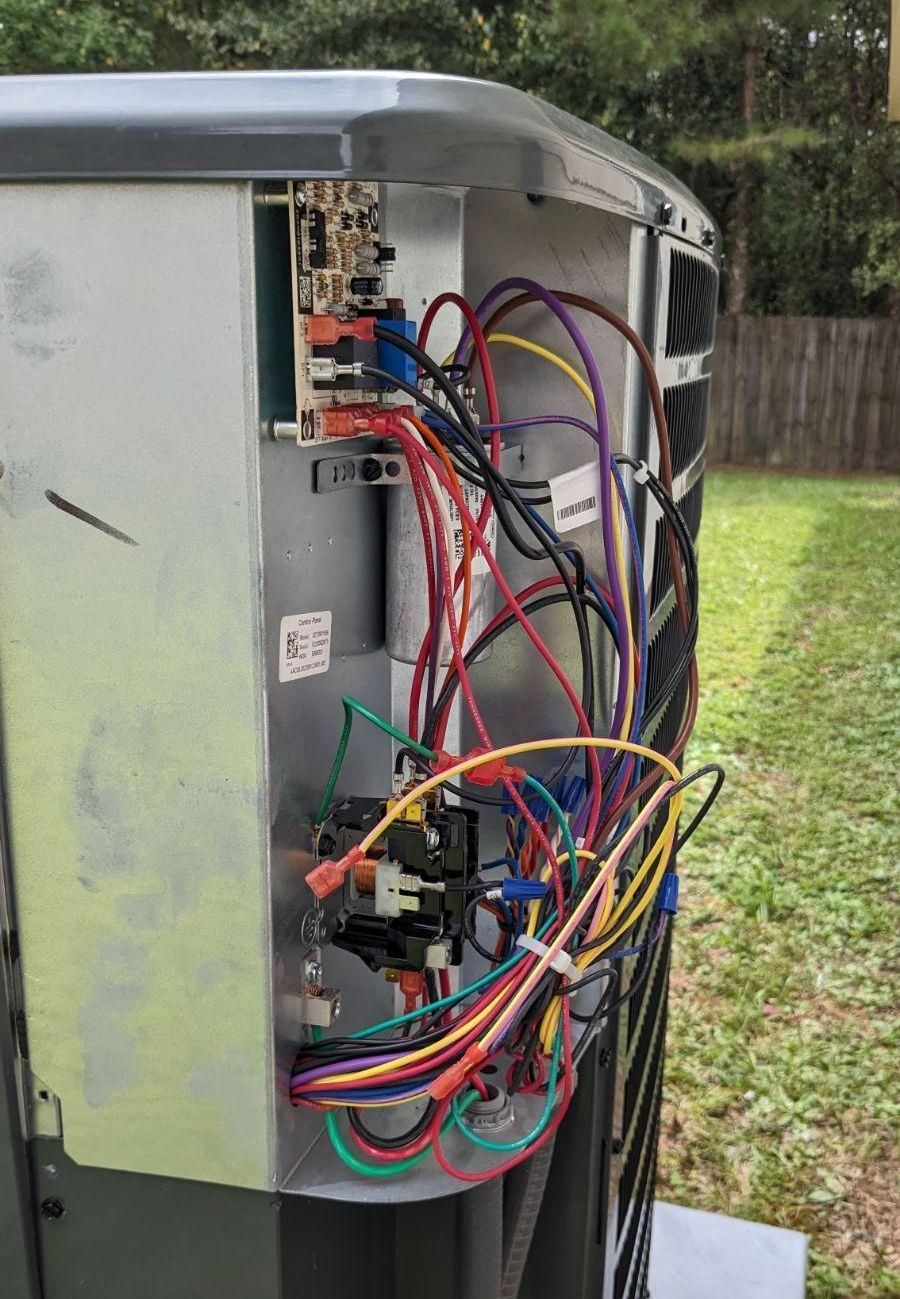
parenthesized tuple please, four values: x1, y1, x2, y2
(475, 290, 699, 842)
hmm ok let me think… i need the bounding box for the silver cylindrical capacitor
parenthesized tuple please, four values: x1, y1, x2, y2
(386, 475, 497, 665)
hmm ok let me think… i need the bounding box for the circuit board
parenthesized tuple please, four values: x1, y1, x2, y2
(288, 179, 394, 445)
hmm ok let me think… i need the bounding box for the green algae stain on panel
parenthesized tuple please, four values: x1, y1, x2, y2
(0, 184, 273, 1190)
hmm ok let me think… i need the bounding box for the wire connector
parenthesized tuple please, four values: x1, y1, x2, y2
(305, 315, 376, 346)
(657, 872, 679, 915)
(516, 934, 583, 982)
(462, 746, 527, 788)
(501, 879, 549, 903)
(306, 844, 365, 900)
(353, 406, 416, 436)
(429, 1044, 488, 1100)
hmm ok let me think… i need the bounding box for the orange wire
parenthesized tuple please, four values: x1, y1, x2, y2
(408, 414, 473, 663)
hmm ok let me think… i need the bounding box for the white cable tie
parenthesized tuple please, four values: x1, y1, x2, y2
(516, 934, 582, 981)
(634, 460, 651, 484)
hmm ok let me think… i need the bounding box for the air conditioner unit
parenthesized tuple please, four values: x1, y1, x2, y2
(0, 70, 718, 1299)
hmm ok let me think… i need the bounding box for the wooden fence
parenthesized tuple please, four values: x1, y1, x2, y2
(707, 316, 899, 474)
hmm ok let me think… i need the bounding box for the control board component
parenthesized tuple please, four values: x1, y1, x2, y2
(288, 179, 407, 445)
(319, 794, 479, 974)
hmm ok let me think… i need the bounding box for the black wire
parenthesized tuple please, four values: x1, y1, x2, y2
(365, 345, 598, 795)
(347, 1099, 438, 1151)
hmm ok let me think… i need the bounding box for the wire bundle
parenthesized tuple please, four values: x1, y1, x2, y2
(291, 279, 723, 1181)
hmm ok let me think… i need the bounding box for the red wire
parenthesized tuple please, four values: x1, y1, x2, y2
(427, 1000, 575, 1182)
(385, 422, 604, 845)
(390, 424, 571, 910)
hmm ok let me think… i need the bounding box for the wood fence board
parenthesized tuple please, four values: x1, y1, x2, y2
(708, 316, 898, 473)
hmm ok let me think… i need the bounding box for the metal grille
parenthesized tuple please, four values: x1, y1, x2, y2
(663, 378, 710, 478)
(664, 249, 718, 358)
(649, 477, 704, 614)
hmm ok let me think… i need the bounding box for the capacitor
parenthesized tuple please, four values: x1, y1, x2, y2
(386, 479, 496, 664)
(351, 276, 384, 297)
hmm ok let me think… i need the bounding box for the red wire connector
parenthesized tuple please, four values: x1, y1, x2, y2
(321, 404, 417, 438)
(305, 315, 376, 346)
(429, 1044, 488, 1101)
(461, 746, 527, 788)
(321, 404, 382, 438)
(306, 844, 365, 900)
(352, 406, 415, 436)
(399, 970, 424, 1013)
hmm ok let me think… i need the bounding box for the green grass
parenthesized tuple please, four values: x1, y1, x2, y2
(657, 469, 900, 1298)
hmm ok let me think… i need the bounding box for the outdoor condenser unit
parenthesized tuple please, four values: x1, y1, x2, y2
(0, 72, 718, 1299)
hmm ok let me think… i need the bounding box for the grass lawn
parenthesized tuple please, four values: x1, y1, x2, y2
(657, 469, 900, 1298)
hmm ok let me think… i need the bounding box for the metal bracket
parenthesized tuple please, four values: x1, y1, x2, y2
(27, 1072, 63, 1139)
(315, 452, 410, 493)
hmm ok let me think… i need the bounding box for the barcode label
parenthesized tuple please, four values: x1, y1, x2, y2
(549, 462, 603, 534)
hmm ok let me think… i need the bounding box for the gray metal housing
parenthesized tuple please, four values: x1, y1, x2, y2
(0, 70, 717, 1299)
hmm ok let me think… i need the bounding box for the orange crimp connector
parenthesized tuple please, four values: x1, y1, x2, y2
(305, 315, 376, 346)
(306, 844, 364, 900)
(462, 746, 527, 788)
(429, 1044, 488, 1100)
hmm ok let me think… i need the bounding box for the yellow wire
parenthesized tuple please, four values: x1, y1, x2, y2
(484, 334, 635, 738)
(486, 333, 596, 408)
(442, 331, 637, 739)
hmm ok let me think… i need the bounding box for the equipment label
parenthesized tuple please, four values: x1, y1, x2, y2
(548, 461, 603, 534)
(447, 480, 497, 576)
(279, 611, 332, 683)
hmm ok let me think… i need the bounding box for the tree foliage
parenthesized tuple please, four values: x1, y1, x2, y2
(0, 0, 895, 315)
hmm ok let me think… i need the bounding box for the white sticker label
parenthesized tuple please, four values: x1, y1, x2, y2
(279, 611, 332, 683)
(548, 461, 603, 534)
(447, 479, 497, 576)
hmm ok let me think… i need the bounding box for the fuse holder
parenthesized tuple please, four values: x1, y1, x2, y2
(306, 844, 365, 899)
(429, 1043, 488, 1101)
(305, 315, 376, 346)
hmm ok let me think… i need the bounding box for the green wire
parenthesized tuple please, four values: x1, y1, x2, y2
(523, 774, 579, 886)
(449, 1026, 563, 1153)
(315, 695, 433, 825)
(325, 1090, 479, 1178)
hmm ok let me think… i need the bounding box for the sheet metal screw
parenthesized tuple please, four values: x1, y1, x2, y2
(41, 1198, 66, 1221)
(660, 200, 674, 226)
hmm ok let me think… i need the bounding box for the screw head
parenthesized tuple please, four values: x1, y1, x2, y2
(41, 1197, 66, 1221)
(361, 457, 383, 482)
(660, 200, 674, 226)
(304, 959, 323, 986)
(425, 826, 441, 852)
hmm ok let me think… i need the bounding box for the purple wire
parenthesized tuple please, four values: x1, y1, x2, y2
(455, 278, 630, 751)
(479, 414, 602, 445)
(292, 1050, 404, 1086)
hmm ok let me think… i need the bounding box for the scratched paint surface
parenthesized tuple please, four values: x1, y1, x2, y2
(0, 184, 273, 1189)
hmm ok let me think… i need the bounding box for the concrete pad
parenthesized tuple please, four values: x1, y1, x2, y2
(650, 1201, 807, 1299)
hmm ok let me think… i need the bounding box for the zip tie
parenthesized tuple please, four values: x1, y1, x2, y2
(516, 934, 582, 982)
(634, 460, 650, 484)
